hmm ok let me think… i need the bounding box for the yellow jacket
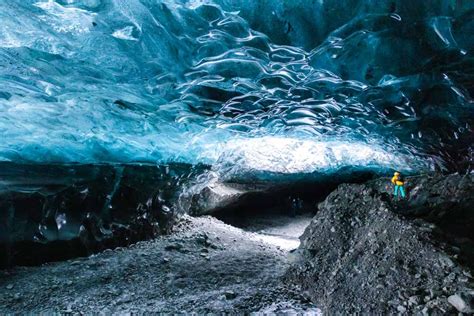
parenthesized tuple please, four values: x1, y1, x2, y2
(391, 176, 404, 186)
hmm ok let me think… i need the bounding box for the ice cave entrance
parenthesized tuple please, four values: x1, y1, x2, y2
(198, 136, 405, 251)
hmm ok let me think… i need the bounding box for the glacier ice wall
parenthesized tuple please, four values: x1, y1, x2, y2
(0, 0, 473, 174)
(0, 162, 208, 266)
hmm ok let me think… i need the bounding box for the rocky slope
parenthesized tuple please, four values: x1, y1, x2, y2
(287, 173, 474, 314)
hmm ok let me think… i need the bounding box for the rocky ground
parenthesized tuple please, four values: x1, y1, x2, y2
(0, 214, 318, 314)
(1, 172, 473, 314)
(287, 173, 474, 314)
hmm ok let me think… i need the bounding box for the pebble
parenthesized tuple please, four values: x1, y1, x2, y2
(397, 305, 406, 313)
(199, 253, 210, 260)
(224, 290, 238, 300)
(6, 284, 13, 290)
(439, 256, 454, 268)
(462, 271, 472, 278)
(421, 307, 429, 315)
(165, 243, 183, 251)
(448, 293, 474, 313)
(408, 296, 419, 306)
(62, 305, 73, 313)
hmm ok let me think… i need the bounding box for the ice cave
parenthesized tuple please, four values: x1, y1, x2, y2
(0, 0, 473, 313)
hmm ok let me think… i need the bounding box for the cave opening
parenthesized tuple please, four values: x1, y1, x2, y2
(203, 171, 379, 250)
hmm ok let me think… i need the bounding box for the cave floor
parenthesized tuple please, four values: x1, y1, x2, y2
(0, 214, 318, 313)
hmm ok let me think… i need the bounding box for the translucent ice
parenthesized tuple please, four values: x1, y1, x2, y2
(0, 0, 473, 175)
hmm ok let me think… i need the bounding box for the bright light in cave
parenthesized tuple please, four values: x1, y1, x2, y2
(252, 233, 300, 251)
(212, 136, 414, 174)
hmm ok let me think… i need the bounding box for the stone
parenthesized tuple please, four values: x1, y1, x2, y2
(447, 293, 474, 313)
(199, 253, 210, 260)
(396, 305, 406, 313)
(439, 256, 455, 268)
(165, 243, 183, 251)
(408, 296, 419, 306)
(224, 290, 238, 300)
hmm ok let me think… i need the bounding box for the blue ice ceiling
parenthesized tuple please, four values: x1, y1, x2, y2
(0, 0, 473, 174)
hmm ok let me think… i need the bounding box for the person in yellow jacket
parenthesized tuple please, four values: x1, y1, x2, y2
(391, 171, 406, 199)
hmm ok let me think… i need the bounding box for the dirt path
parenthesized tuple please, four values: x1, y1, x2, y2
(0, 215, 318, 314)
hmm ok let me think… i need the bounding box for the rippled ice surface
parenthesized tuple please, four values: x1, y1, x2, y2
(1, 0, 473, 175)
